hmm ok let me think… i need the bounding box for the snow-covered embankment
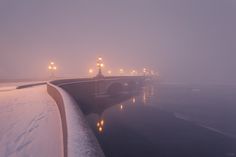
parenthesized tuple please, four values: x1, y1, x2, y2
(47, 82, 104, 157)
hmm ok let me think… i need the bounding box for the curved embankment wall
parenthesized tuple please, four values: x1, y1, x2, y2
(47, 82, 105, 157)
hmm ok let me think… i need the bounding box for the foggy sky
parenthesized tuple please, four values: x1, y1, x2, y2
(0, 0, 236, 84)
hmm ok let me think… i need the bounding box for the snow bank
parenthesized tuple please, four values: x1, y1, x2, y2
(47, 82, 105, 157)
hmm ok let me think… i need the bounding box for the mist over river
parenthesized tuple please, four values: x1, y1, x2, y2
(86, 83, 236, 157)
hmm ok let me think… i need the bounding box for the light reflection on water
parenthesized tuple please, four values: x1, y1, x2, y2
(87, 84, 236, 157)
(96, 119, 105, 133)
(132, 97, 136, 104)
(120, 104, 123, 110)
(142, 85, 154, 104)
(94, 85, 155, 133)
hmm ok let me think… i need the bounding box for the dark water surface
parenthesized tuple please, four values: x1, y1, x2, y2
(86, 84, 236, 157)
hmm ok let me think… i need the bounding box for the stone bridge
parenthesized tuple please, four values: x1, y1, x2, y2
(51, 76, 146, 114)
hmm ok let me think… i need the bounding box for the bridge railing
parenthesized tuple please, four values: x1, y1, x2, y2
(47, 81, 105, 157)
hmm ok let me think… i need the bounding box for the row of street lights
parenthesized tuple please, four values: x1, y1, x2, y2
(89, 64, 156, 77)
(47, 57, 157, 78)
(88, 57, 156, 76)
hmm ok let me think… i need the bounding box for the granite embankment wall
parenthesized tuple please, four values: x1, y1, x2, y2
(47, 82, 105, 157)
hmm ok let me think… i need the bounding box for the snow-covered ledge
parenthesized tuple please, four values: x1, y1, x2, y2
(47, 82, 105, 157)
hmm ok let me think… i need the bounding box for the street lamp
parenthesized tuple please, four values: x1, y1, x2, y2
(48, 62, 57, 78)
(131, 70, 137, 76)
(88, 68, 94, 76)
(96, 57, 104, 78)
(143, 68, 147, 75)
(119, 69, 124, 75)
(107, 70, 112, 75)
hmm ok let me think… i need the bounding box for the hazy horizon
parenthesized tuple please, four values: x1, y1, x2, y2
(1, 0, 235, 84)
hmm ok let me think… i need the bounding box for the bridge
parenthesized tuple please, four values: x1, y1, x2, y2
(48, 57, 158, 114)
(45, 58, 158, 157)
(50, 76, 147, 115)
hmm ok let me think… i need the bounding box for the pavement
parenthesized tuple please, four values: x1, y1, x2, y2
(0, 85, 63, 157)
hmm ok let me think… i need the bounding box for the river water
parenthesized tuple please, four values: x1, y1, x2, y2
(86, 83, 236, 157)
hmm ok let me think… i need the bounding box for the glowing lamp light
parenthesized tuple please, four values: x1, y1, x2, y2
(143, 93, 147, 104)
(99, 127, 103, 132)
(132, 97, 136, 103)
(48, 61, 57, 78)
(131, 70, 137, 76)
(98, 57, 102, 61)
(100, 120, 104, 126)
(97, 57, 104, 67)
(107, 70, 112, 75)
(120, 105, 123, 110)
(89, 69, 93, 74)
(143, 68, 147, 72)
(119, 69, 124, 75)
(96, 57, 105, 77)
(97, 119, 105, 132)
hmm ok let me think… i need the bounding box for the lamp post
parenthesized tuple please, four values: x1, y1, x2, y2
(131, 70, 137, 76)
(48, 62, 57, 78)
(143, 68, 147, 76)
(107, 70, 112, 75)
(96, 57, 104, 78)
(88, 68, 94, 77)
(119, 69, 124, 75)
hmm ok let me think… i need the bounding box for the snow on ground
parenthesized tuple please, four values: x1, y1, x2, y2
(0, 83, 19, 91)
(0, 85, 63, 157)
(0, 82, 45, 92)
